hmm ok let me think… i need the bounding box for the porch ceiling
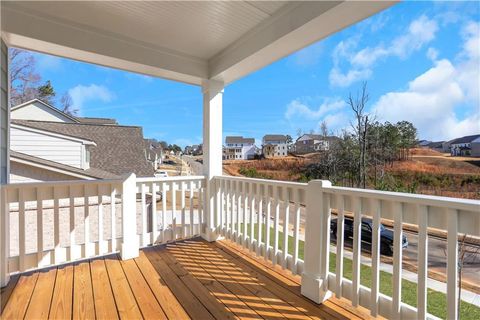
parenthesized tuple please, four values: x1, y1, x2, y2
(1, 1, 396, 86)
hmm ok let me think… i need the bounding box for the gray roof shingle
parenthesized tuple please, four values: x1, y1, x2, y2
(13, 120, 154, 177)
(225, 136, 255, 144)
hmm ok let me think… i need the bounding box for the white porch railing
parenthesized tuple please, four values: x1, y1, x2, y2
(0, 174, 205, 279)
(213, 176, 480, 320)
(1, 174, 479, 320)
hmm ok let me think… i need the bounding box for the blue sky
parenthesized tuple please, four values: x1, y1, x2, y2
(29, 1, 479, 147)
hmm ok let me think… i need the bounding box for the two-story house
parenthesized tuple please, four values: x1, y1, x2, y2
(10, 99, 154, 182)
(294, 134, 339, 154)
(450, 134, 480, 156)
(224, 136, 256, 160)
(262, 134, 288, 158)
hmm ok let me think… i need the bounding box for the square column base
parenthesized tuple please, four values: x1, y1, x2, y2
(201, 229, 224, 242)
(120, 238, 139, 260)
(301, 272, 332, 304)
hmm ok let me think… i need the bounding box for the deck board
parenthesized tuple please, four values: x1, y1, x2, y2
(90, 258, 119, 320)
(1, 238, 381, 320)
(49, 264, 74, 319)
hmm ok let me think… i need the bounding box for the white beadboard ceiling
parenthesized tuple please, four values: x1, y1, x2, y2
(6, 1, 289, 60)
(2, 1, 396, 85)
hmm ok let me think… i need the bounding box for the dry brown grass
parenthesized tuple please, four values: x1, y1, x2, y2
(410, 147, 445, 156)
(388, 157, 480, 175)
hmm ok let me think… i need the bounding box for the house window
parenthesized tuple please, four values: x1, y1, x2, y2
(85, 149, 90, 163)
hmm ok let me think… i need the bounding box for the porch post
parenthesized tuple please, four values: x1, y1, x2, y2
(201, 79, 223, 242)
(120, 173, 139, 259)
(0, 38, 10, 287)
(301, 180, 332, 303)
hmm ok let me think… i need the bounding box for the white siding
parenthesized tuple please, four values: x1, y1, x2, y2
(0, 40, 8, 183)
(10, 126, 84, 168)
(11, 100, 75, 122)
(10, 161, 78, 183)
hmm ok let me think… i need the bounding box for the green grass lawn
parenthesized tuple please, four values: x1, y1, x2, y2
(239, 223, 480, 320)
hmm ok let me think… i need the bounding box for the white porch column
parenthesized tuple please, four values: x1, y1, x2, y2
(301, 180, 333, 303)
(0, 38, 10, 287)
(201, 79, 223, 242)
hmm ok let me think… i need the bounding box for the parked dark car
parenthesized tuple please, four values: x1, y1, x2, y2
(330, 217, 408, 256)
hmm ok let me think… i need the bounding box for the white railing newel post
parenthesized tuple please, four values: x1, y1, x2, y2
(0, 186, 10, 287)
(301, 179, 332, 303)
(120, 173, 139, 260)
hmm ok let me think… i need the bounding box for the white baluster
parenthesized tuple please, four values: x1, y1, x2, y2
(18, 188, 26, 271)
(417, 204, 429, 320)
(370, 198, 381, 316)
(265, 185, 272, 262)
(335, 194, 345, 299)
(447, 209, 458, 320)
(351, 196, 362, 307)
(151, 182, 158, 244)
(292, 188, 300, 274)
(392, 201, 403, 318)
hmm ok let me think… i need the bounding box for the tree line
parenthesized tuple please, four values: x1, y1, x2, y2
(302, 82, 417, 189)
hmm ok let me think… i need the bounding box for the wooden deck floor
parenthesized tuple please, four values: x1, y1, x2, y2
(1, 238, 377, 319)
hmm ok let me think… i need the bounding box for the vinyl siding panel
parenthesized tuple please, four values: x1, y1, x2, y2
(11, 101, 75, 122)
(10, 126, 83, 168)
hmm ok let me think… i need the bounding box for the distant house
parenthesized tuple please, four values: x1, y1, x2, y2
(425, 141, 445, 153)
(417, 140, 432, 147)
(10, 99, 154, 182)
(450, 134, 480, 156)
(184, 144, 202, 156)
(262, 134, 288, 158)
(294, 134, 339, 154)
(144, 139, 163, 170)
(224, 136, 256, 160)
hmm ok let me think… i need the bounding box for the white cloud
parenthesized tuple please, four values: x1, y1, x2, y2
(372, 22, 480, 141)
(330, 15, 439, 87)
(285, 99, 346, 120)
(284, 98, 349, 133)
(68, 84, 115, 115)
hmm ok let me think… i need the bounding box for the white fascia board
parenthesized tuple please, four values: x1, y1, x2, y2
(209, 1, 397, 84)
(11, 157, 94, 180)
(11, 123, 97, 146)
(1, 3, 207, 86)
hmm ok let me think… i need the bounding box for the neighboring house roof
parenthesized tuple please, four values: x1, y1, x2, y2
(11, 151, 119, 180)
(75, 117, 118, 125)
(263, 134, 287, 142)
(225, 136, 255, 144)
(426, 141, 444, 148)
(11, 123, 97, 146)
(12, 120, 154, 177)
(11, 99, 80, 123)
(296, 134, 340, 142)
(450, 134, 480, 145)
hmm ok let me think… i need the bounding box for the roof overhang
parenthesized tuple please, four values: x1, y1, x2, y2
(1, 1, 397, 86)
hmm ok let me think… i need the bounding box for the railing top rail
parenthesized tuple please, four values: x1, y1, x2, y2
(136, 175, 206, 183)
(214, 175, 308, 189)
(2, 176, 126, 190)
(324, 185, 480, 212)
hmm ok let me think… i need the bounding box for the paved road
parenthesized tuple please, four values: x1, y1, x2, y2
(182, 155, 204, 175)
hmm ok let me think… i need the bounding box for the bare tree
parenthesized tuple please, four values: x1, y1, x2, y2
(9, 48, 41, 105)
(60, 92, 78, 116)
(320, 120, 328, 137)
(348, 82, 370, 189)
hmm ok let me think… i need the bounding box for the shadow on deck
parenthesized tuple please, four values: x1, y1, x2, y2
(1, 238, 377, 319)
